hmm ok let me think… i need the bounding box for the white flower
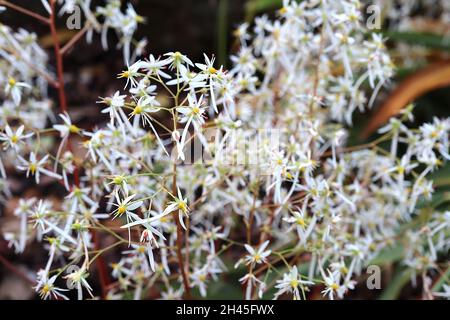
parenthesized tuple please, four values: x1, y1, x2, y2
(164, 51, 193, 69)
(0, 125, 33, 151)
(162, 188, 189, 230)
(274, 266, 313, 300)
(34, 274, 69, 300)
(53, 113, 81, 138)
(99, 91, 127, 124)
(17, 152, 62, 184)
(244, 240, 271, 266)
(5, 76, 30, 105)
(176, 94, 207, 159)
(195, 54, 222, 112)
(64, 267, 93, 300)
(118, 61, 142, 88)
(239, 273, 266, 300)
(121, 211, 167, 272)
(321, 269, 345, 300)
(190, 268, 209, 297)
(141, 54, 171, 78)
(111, 191, 142, 220)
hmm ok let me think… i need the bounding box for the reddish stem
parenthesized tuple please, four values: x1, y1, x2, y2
(91, 231, 111, 298)
(48, 0, 109, 298)
(172, 166, 192, 299)
(0, 1, 50, 25)
(48, 0, 81, 187)
(0, 253, 35, 286)
(49, 2, 68, 113)
(61, 23, 91, 56)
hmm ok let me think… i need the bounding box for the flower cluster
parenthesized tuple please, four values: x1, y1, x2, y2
(47, 0, 145, 62)
(0, 0, 448, 300)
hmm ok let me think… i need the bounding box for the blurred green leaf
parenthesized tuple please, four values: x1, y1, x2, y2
(429, 162, 450, 188)
(383, 31, 450, 51)
(431, 267, 450, 292)
(217, 0, 229, 67)
(245, 0, 283, 21)
(425, 191, 450, 210)
(379, 268, 414, 300)
(200, 279, 243, 299)
(370, 244, 404, 265)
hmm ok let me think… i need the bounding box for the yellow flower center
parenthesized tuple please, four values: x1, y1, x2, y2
(118, 70, 130, 79)
(290, 279, 299, 288)
(284, 171, 293, 179)
(113, 176, 124, 185)
(178, 201, 187, 213)
(192, 106, 200, 114)
(331, 283, 339, 290)
(160, 215, 170, 223)
(29, 163, 37, 174)
(135, 15, 145, 23)
(117, 206, 126, 215)
(8, 77, 16, 86)
(273, 29, 280, 40)
(208, 67, 217, 74)
(41, 284, 51, 294)
(134, 105, 143, 115)
(69, 124, 80, 134)
(137, 246, 146, 254)
(340, 34, 349, 44)
(296, 218, 306, 227)
(11, 134, 18, 143)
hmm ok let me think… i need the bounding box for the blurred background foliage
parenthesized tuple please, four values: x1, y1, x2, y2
(0, 0, 449, 299)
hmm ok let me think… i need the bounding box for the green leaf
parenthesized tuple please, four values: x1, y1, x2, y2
(200, 280, 243, 300)
(431, 267, 450, 292)
(369, 244, 404, 265)
(425, 191, 450, 210)
(379, 268, 414, 300)
(383, 31, 450, 51)
(429, 162, 450, 188)
(245, 0, 283, 21)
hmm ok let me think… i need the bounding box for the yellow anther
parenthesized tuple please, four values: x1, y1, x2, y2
(137, 246, 146, 254)
(134, 105, 143, 115)
(118, 70, 130, 79)
(117, 206, 126, 215)
(192, 106, 200, 114)
(29, 163, 37, 174)
(296, 218, 306, 227)
(290, 279, 299, 288)
(69, 124, 80, 134)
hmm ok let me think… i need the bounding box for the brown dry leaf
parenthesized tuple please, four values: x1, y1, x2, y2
(363, 60, 450, 138)
(0, 272, 35, 299)
(39, 29, 76, 48)
(408, 17, 450, 35)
